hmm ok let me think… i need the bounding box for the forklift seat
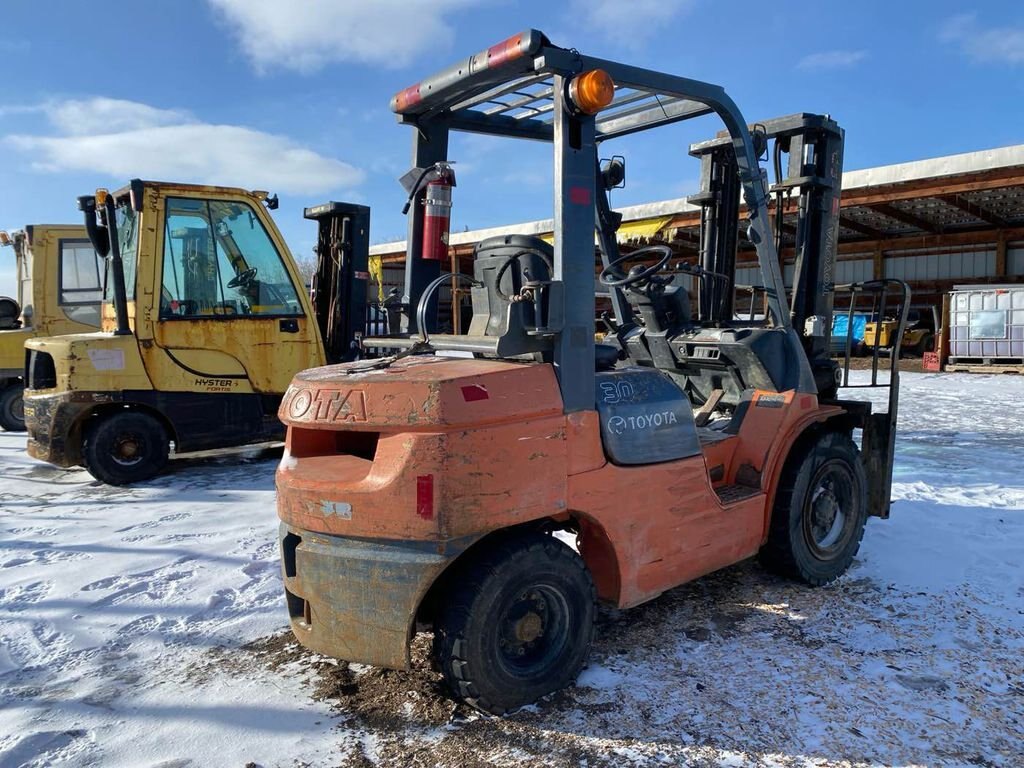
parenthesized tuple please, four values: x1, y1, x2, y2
(469, 234, 552, 337)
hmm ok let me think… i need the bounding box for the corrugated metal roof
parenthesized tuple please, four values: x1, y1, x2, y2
(371, 143, 1024, 256)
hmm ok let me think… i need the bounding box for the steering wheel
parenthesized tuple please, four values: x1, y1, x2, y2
(599, 245, 672, 288)
(227, 266, 258, 289)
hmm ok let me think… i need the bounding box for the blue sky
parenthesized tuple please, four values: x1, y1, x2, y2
(1, 1, 1022, 296)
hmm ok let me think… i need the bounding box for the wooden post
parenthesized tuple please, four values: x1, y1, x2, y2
(995, 231, 1007, 277)
(873, 244, 884, 280)
(938, 292, 951, 369)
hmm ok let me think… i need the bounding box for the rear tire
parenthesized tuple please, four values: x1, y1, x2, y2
(759, 431, 867, 585)
(0, 384, 25, 432)
(433, 532, 596, 715)
(83, 411, 169, 485)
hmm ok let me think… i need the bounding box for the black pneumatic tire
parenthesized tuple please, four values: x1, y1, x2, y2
(433, 533, 596, 715)
(83, 411, 169, 485)
(0, 384, 25, 432)
(759, 431, 868, 586)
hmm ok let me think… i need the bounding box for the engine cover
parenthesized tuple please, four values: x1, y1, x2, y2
(595, 367, 701, 465)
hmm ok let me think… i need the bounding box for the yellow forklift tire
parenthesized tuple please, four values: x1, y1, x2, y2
(759, 431, 867, 585)
(912, 332, 934, 357)
(0, 384, 25, 432)
(432, 532, 596, 715)
(83, 411, 169, 486)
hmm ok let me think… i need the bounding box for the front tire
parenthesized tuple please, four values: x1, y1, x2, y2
(433, 533, 596, 715)
(0, 383, 25, 431)
(759, 431, 867, 585)
(83, 411, 169, 485)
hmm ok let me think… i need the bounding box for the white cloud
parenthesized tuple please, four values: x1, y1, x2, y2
(45, 98, 194, 136)
(796, 50, 867, 71)
(4, 97, 363, 196)
(940, 13, 1024, 65)
(206, 0, 479, 73)
(568, 0, 695, 43)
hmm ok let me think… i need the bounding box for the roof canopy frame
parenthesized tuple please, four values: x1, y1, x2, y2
(392, 29, 814, 403)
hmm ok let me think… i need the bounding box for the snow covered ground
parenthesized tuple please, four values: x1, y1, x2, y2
(1, 372, 1022, 767)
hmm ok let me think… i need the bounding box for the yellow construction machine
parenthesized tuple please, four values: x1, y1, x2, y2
(0, 226, 103, 431)
(23, 181, 371, 483)
(864, 305, 938, 356)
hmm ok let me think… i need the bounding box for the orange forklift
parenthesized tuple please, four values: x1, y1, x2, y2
(275, 30, 910, 713)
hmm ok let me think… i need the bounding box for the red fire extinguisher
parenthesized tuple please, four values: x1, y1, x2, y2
(421, 162, 455, 261)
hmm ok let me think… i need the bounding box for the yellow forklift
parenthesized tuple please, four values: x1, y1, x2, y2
(23, 181, 371, 484)
(0, 225, 103, 431)
(864, 304, 938, 357)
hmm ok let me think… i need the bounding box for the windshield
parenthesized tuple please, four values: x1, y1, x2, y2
(104, 203, 138, 302)
(159, 197, 303, 318)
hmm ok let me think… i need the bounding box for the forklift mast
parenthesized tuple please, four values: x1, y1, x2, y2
(304, 202, 372, 363)
(689, 115, 845, 395)
(688, 140, 741, 324)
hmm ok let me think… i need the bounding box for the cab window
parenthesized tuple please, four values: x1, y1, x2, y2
(160, 197, 303, 318)
(59, 239, 103, 326)
(105, 204, 138, 302)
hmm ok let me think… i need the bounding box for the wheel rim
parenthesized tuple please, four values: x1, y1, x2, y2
(111, 433, 146, 467)
(802, 459, 857, 560)
(496, 584, 571, 678)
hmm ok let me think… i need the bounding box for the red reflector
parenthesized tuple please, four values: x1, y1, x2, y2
(487, 33, 523, 68)
(416, 475, 434, 520)
(393, 83, 422, 113)
(570, 186, 591, 205)
(461, 384, 489, 402)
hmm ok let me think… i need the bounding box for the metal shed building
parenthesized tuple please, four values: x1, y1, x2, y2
(369, 143, 1024, 316)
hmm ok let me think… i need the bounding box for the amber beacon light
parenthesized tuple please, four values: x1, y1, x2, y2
(568, 69, 615, 114)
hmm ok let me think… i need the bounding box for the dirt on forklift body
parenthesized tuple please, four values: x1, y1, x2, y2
(22, 181, 374, 484)
(276, 30, 911, 714)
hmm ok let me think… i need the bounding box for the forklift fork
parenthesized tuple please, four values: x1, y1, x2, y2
(832, 278, 911, 517)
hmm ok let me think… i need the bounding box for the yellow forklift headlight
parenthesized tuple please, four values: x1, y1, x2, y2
(95, 188, 109, 206)
(0, 230, 10, 246)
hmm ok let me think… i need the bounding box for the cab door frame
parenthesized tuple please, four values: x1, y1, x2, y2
(132, 183, 325, 453)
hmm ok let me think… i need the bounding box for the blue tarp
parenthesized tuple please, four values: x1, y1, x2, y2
(832, 313, 868, 342)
